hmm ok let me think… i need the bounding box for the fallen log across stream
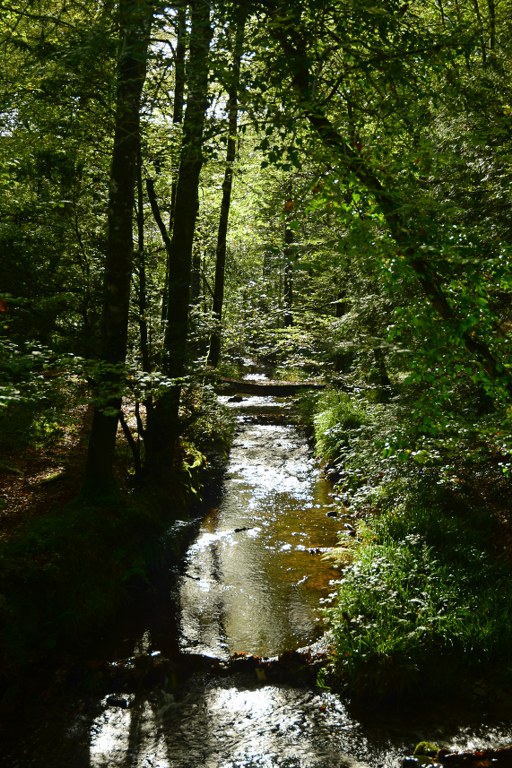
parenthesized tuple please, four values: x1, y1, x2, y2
(217, 377, 326, 397)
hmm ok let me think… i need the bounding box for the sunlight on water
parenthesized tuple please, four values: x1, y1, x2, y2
(2, 399, 512, 768)
(199, 685, 375, 768)
(90, 698, 170, 768)
(84, 680, 512, 768)
(65, 396, 512, 768)
(90, 704, 131, 766)
(178, 398, 343, 657)
(86, 681, 387, 768)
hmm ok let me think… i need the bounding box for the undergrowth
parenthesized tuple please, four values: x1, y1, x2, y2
(0, 497, 160, 671)
(305, 387, 512, 703)
(324, 484, 512, 701)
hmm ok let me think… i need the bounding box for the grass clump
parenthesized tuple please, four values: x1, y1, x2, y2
(313, 389, 369, 465)
(325, 481, 512, 702)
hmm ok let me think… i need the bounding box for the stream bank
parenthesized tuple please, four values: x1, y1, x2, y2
(0, 396, 232, 705)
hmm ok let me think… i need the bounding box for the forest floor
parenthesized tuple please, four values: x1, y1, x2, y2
(0, 406, 92, 545)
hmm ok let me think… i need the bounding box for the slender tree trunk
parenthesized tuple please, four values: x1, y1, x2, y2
(134, 150, 154, 471)
(191, 241, 202, 303)
(487, 0, 496, 50)
(82, 0, 152, 500)
(283, 224, 294, 327)
(471, 0, 487, 65)
(147, 174, 173, 328)
(162, 0, 187, 323)
(136, 153, 151, 375)
(207, 3, 247, 367)
(145, 0, 212, 478)
(334, 292, 352, 373)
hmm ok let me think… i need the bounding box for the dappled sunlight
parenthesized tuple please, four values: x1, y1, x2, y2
(4, 399, 512, 768)
(4, 0, 512, 762)
(90, 702, 131, 767)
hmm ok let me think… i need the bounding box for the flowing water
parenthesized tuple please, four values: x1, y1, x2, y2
(2, 393, 512, 768)
(177, 394, 343, 659)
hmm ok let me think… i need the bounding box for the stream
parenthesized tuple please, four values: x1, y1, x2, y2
(2, 393, 512, 767)
(177, 394, 342, 659)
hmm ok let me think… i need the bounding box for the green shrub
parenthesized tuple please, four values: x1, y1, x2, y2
(325, 485, 512, 701)
(181, 384, 234, 461)
(0, 336, 78, 452)
(313, 389, 368, 465)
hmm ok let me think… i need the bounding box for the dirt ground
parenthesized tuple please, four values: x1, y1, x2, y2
(0, 406, 91, 544)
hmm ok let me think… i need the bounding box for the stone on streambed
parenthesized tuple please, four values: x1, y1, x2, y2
(91, 641, 330, 696)
(402, 743, 512, 767)
(106, 693, 135, 709)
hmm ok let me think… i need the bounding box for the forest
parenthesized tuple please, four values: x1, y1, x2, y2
(2, 0, 512, 709)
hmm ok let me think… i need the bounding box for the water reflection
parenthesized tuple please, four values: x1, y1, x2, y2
(86, 677, 388, 768)
(178, 397, 343, 657)
(90, 696, 170, 768)
(85, 675, 512, 768)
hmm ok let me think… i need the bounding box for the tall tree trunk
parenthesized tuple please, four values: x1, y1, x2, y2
(487, 0, 496, 50)
(207, 3, 247, 367)
(471, 0, 487, 65)
(191, 240, 202, 303)
(82, 0, 152, 500)
(145, 0, 212, 479)
(162, 0, 187, 323)
(283, 224, 294, 328)
(136, 152, 151, 375)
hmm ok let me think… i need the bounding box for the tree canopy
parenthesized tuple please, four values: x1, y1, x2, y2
(1, 0, 512, 490)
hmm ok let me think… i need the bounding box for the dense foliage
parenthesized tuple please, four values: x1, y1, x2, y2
(302, 388, 512, 700)
(2, 0, 512, 695)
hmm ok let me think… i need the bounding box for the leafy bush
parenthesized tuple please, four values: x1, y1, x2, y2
(0, 337, 80, 452)
(181, 383, 234, 460)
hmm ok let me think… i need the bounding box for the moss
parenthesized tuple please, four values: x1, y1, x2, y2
(414, 742, 440, 757)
